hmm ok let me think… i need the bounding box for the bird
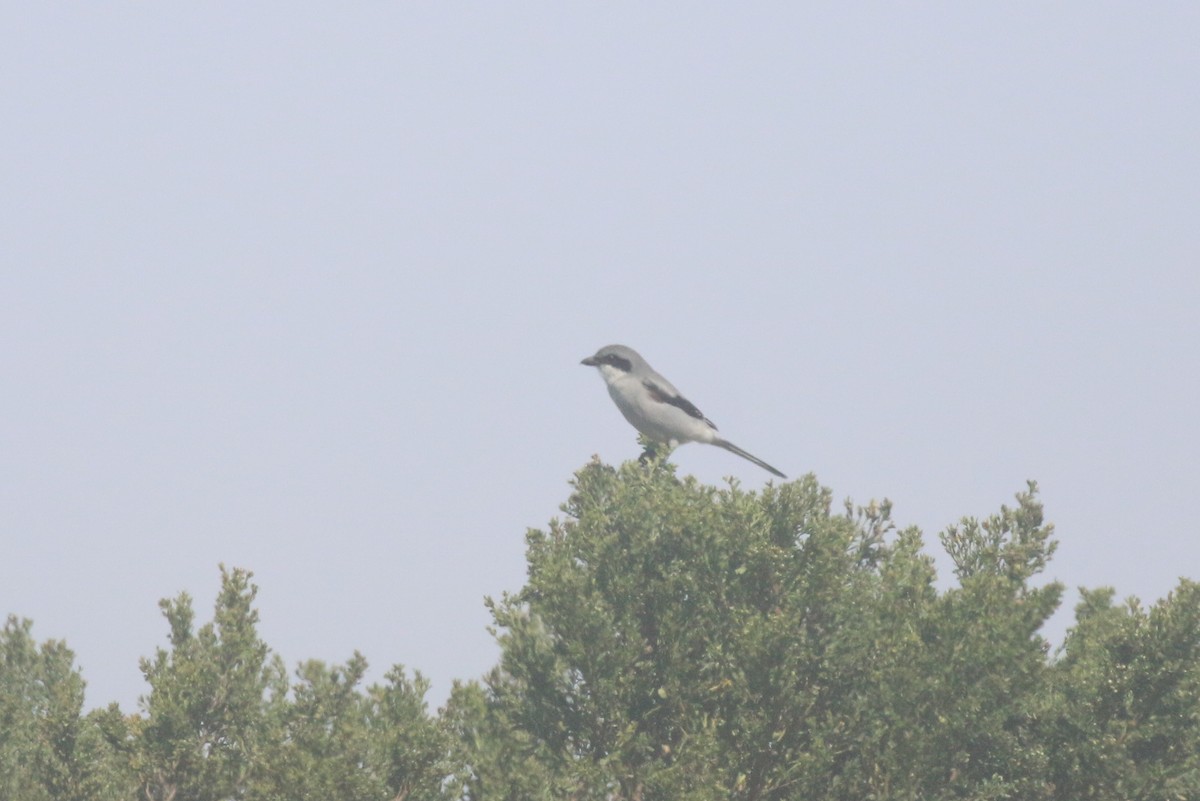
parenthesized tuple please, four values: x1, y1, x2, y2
(580, 344, 786, 479)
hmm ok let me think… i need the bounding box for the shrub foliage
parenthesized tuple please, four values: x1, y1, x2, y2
(3, 462, 1198, 799)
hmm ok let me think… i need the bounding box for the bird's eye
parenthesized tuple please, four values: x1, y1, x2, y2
(604, 354, 632, 372)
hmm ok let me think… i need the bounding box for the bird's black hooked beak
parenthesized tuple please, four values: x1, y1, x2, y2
(580, 356, 599, 366)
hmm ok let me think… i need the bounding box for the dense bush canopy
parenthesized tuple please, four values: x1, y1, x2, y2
(3, 462, 1198, 799)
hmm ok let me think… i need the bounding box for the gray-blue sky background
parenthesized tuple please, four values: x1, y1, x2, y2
(3, 4, 1197, 710)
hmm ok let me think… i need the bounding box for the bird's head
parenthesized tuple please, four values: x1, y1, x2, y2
(581, 344, 641, 381)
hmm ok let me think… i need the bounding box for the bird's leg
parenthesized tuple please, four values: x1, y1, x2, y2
(638, 437, 659, 466)
(636, 435, 675, 471)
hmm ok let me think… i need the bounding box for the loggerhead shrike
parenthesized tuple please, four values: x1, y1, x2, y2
(581, 344, 786, 479)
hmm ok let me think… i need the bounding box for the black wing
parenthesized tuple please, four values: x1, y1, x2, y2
(643, 379, 718, 430)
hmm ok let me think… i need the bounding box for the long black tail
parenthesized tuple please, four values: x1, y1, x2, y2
(714, 439, 786, 479)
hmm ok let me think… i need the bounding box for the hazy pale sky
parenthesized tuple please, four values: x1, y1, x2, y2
(3, 4, 1197, 711)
